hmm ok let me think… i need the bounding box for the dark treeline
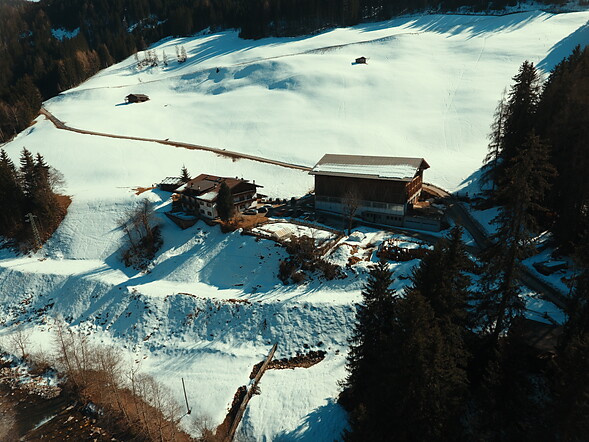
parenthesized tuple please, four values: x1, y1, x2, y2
(0, 0, 564, 142)
(341, 230, 589, 440)
(484, 46, 589, 251)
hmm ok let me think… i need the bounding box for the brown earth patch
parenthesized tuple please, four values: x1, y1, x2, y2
(250, 350, 326, 378)
(133, 186, 155, 195)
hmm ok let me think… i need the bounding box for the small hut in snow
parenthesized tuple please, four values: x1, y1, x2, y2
(125, 93, 150, 103)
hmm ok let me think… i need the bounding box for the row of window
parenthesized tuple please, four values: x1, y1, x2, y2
(316, 195, 403, 211)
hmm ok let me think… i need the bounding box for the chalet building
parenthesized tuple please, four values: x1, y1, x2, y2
(175, 174, 260, 219)
(125, 93, 149, 103)
(311, 154, 438, 230)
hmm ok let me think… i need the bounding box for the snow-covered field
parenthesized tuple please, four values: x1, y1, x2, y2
(2, 9, 589, 439)
(45, 9, 589, 190)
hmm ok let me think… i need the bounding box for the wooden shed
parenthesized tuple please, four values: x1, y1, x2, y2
(158, 176, 184, 192)
(125, 93, 150, 103)
(355, 57, 367, 64)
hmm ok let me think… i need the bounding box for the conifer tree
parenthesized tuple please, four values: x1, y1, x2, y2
(484, 61, 542, 196)
(341, 260, 396, 441)
(0, 149, 24, 235)
(477, 131, 555, 346)
(32, 152, 59, 226)
(19, 147, 36, 203)
(216, 182, 234, 221)
(482, 92, 507, 192)
(536, 45, 589, 249)
(384, 289, 468, 441)
(180, 165, 191, 183)
(552, 237, 589, 439)
(410, 226, 472, 328)
(501, 61, 542, 165)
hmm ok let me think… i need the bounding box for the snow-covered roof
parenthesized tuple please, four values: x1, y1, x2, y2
(310, 154, 429, 182)
(198, 190, 218, 202)
(160, 176, 183, 185)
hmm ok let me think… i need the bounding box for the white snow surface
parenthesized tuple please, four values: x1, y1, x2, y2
(313, 163, 418, 180)
(2, 9, 588, 440)
(44, 9, 589, 191)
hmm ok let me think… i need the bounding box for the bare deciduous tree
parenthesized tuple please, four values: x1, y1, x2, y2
(342, 188, 361, 235)
(48, 166, 66, 193)
(8, 325, 31, 360)
(119, 199, 162, 269)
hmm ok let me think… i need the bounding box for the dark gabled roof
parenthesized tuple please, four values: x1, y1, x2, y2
(310, 154, 429, 182)
(127, 93, 149, 98)
(177, 174, 261, 202)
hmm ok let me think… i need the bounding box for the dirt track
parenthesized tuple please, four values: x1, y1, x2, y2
(39, 107, 312, 172)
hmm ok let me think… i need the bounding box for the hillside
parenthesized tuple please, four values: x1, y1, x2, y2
(1, 10, 588, 440)
(44, 10, 589, 190)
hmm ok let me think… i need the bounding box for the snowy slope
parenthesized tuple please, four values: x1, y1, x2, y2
(45, 10, 589, 190)
(1, 9, 588, 440)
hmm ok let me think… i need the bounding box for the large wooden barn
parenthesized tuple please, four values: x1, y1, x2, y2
(310, 154, 433, 228)
(175, 174, 260, 219)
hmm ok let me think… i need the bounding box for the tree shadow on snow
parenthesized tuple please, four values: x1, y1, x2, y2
(355, 10, 542, 39)
(538, 20, 589, 73)
(273, 399, 349, 441)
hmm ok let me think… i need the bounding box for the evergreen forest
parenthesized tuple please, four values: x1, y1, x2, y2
(340, 49, 589, 441)
(0, 147, 68, 249)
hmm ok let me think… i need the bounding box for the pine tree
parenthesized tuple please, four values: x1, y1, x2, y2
(0, 149, 24, 235)
(341, 260, 397, 441)
(19, 147, 36, 203)
(501, 61, 542, 165)
(477, 131, 555, 346)
(552, 237, 589, 439)
(536, 45, 589, 249)
(180, 165, 191, 183)
(485, 61, 543, 197)
(410, 226, 472, 328)
(216, 182, 234, 221)
(385, 290, 468, 441)
(482, 92, 507, 192)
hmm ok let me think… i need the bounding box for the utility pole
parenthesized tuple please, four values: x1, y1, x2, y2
(25, 213, 42, 250)
(182, 378, 191, 415)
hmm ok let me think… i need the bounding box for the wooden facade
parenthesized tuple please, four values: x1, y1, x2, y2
(311, 154, 432, 228)
(315, 174, 422, 205)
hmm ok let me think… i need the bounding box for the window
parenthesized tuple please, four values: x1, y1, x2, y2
(200, 209, 204, 214)
(207, 211, 212, 216)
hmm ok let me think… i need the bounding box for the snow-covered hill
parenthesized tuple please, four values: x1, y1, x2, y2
(46, 10, 589, 190)
(1, 9, 588, 440)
